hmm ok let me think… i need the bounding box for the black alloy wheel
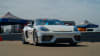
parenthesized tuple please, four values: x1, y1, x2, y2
(33, 30, 39, 46)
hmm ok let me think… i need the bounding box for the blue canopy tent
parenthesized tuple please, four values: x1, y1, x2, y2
(0, 12, 32, 33)
(0, 12, 29, 25)
(0, 18, 28, 25)
(76, 20, 99, 28)
(76, 24, 99, 28)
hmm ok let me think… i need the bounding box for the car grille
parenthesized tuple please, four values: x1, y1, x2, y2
(55, 38, 73, 43)
(42, 35, 53, 41)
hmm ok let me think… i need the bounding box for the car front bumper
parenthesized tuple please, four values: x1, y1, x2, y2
(37, 31, 80, 43)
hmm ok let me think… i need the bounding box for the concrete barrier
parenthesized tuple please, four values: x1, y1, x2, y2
(0, 33, 22, 41)
(0, 32, 100, 42)
(81, 32, 100, 42)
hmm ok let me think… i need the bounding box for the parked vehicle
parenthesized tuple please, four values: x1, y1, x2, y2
(76, 20, 99, 32)
(22, 19, 80, 46)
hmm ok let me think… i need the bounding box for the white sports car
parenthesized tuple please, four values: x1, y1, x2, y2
(22, 19, 81, 46)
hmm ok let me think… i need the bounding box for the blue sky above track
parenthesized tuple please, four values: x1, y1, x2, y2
(0, 0, 100, 24)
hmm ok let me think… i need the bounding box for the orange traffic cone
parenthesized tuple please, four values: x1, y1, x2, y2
(0, 36, 3, 41)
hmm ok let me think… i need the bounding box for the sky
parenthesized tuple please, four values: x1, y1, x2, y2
(0, 0, 100, 24)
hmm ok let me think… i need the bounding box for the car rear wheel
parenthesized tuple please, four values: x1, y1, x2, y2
(22, 34, 29, 44)
(22, 39, 29, 44)
(33, 30, 39, 46)
(22, 37, 28, 44)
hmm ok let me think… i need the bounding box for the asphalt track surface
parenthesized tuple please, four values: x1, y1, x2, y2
(0, 41, 100, 56)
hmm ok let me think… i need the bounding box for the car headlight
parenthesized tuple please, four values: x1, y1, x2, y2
(40, 27, 49, 31)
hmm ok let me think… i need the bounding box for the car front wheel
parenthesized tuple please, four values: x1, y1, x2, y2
(33, 30, 39, 46)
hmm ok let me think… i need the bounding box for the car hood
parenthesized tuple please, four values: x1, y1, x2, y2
(40, 25, 74, 32)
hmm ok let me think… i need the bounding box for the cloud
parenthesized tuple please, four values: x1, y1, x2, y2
(0, 8, 1, 10)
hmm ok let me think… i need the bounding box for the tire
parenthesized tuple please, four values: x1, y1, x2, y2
(25, 31, 28, 38)
(22, 32, 29, 44)
(69, 42, 78, 46)
(33, 30, 39, 46)
(22, 36, 29, 44)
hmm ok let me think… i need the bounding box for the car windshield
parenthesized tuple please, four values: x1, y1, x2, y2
(36, 19, 64, 25)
